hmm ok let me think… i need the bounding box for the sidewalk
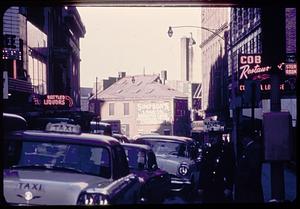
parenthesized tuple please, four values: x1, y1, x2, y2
(261, 163, 297, 202)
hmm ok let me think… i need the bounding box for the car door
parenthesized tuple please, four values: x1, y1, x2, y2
(110, 145, 140, 204)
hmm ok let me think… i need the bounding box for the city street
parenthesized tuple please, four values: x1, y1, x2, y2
(1, 3, 297, 206)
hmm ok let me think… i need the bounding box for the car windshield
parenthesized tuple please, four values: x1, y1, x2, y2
(124, 147, 146, 170)
(143, 139, 188, 157)
(6, 140, 111, 178)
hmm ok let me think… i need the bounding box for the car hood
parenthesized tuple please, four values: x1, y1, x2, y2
(155, 154, 194, 176)
(130, 168, 168, 182)
(3, 169, 112, 205)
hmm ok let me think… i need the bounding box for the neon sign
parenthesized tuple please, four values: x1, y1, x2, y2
(33, 94, 74, 108)
(239, 64, 271, 80)
(285, 63, 297, 76)
(238, 54, 272, 81)
(43, 95, 73, 107)
(238, 54, 285, 94)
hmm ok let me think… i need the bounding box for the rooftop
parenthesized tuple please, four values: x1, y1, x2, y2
(91, 74, 187, 101)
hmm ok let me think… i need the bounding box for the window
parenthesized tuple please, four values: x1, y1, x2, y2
(124, 103, 129, 115)
(109, 103, 115, 116)
(27, 21, 47, 95)
(144, 140, 187, 158)
(7, 140, 111, 178)
(112, 145, 129, 179)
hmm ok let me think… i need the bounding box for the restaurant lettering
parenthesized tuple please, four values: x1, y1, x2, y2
(239, 64, 271, 80)
(238, 54, 296, 96)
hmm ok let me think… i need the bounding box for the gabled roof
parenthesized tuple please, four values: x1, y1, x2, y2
(92, 74, 187, 101)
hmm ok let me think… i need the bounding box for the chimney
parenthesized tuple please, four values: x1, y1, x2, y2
(161, 70, 167, 84)
(118, 72, 126, 79)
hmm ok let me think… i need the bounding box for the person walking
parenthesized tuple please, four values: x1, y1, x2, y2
(234, 129, 264, 203)
(198, 131, 235, 203)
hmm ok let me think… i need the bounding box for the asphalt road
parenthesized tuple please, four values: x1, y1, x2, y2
(163, 193, 202, 204)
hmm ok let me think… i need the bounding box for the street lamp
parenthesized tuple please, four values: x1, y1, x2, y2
(168, 26, 228, 43)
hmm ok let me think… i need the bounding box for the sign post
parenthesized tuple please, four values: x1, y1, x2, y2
(261, 7, 286, 201)
(3, 71, 8, 99)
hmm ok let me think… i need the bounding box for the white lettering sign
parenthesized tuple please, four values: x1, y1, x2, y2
(45, 122, 81, 134)
(137, 102, 171, 124)
(239, 64, 272, 80)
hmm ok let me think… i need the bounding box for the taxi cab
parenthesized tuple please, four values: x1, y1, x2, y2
(3, 121, 141, 205)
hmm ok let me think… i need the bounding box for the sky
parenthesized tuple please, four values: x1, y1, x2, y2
(77, 7, 202, 87)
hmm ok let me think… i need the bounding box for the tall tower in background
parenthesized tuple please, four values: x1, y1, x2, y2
(180, 37, 194, 81)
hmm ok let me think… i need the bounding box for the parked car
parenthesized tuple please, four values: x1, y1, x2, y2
(122, 143, 171, 203)
(133, 135, 200, 199)
(112, 133, 130, 143)
(3, 113, 27, 132)
(3, 122, 141, 205)
(89, 121, 112, 136)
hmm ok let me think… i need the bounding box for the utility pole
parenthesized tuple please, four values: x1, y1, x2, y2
(251, 82, 256, 133)
(95, 76, 98, 115)
(261, 7, 286, 201)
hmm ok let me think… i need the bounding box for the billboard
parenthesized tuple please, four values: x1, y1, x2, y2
(136, 101, 171, 125)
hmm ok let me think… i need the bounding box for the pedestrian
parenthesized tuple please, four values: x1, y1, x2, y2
(234, 129, 264, 203)
(198, 131, 235, 203)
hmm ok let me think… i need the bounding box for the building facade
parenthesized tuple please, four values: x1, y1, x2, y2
(91, 74, 189, 138)
(165, 80, 202, 121)
(229, 8, 297, 126)
(80, 87, 93, 111)
(200, 7, 230, 122)
(2, 7, 85, 113)
(229, 7, 297, 161)
(2, 6, 85, 114)
(2, 7, 33, 112)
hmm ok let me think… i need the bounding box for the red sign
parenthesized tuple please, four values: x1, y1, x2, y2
(238, 54, 286, 95)
(238, 54, 272, 81)
(285, 63, 297, 76)
(33, 94, 74, 108)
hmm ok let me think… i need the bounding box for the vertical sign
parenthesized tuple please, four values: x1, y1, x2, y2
(3, 71, 9, 99)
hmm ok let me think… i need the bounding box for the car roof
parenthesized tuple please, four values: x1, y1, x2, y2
(3, 113, 27, 131)
(121, 143, 152, 151)
(112, 133, 127, 138)
(134, 134, 194, 143)
(90, 121, 110, 126)
(7, 130, 120, 147)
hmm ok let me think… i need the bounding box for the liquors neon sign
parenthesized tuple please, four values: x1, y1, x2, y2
(33, 94, 74, 108)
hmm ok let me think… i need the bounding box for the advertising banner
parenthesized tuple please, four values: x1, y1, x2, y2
(137, 101, 171, 125)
